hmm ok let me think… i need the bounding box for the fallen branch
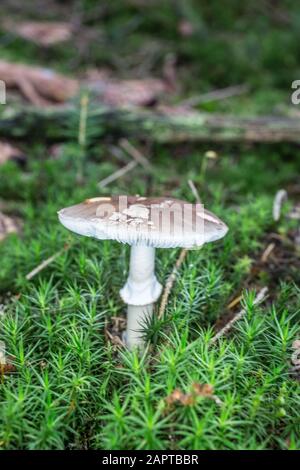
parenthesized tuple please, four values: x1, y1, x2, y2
(2, 105, 300, 144)
(209, 287, 269, 345)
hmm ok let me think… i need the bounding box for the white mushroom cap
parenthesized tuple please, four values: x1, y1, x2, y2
(58, 195, 228, 249)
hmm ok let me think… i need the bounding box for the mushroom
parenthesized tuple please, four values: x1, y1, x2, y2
(58, 195, 228, 349)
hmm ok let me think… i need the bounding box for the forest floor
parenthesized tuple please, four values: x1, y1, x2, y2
(0, 0, 300, 450)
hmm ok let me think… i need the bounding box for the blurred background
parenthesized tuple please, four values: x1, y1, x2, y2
(1, 0, 300, 111)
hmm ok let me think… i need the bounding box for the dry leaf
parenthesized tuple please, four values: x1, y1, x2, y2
(192, 383, 214, 396)
(0, 60, 79, 105)
(0, 212, 22, 242)
(0, 60, 169, 107)
(86, 70, 168, 107)
(292, 339, 300, 350)
(291, 340, 300, 366)
(165, 383, 217, 409)
(3, 20, 73, 46)
(0, 363, 16, 374)
(0, 141, 26, 166)
(180, 394, 196, 406)
(104, 315, 126, 348)
(290, 339, 300, 381)
(165, 389, 185, 406)
(0, 341, 16, 374)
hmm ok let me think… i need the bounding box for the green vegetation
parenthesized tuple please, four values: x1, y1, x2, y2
(0, 0, 300, 450)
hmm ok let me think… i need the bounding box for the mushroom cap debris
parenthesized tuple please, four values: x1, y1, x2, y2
(58, 196, 228, 249)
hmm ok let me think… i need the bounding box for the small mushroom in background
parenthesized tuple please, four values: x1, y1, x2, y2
(58, 196, 228, 350)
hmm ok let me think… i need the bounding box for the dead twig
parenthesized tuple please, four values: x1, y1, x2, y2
(97, 139, 152, 188)
(227, 294, 243, 310)
(104, 315, 126, 348)
(209, 287, 269, 345)
(105, 328, 125, 348)
(261, 242, 276, 263)
(119, 138, 153, 171)
(180, 84, 249, 108)
(97, 160, 138, 189)
(26, 244, 71, 280)
(273, 189, 288, 221)
(158, 248, 188, 319)
(187, 179, 201, 203)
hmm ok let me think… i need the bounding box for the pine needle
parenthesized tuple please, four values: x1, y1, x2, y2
(26, 244, 71, 280)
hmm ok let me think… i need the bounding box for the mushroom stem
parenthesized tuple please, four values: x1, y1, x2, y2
(126, 304, 153, 349)
(120, 245, 162, 349)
